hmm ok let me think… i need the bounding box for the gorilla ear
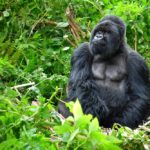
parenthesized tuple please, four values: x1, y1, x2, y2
(118, 24, 126, 39)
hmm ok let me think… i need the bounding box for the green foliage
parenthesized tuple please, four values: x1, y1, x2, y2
(1, 93, 149, 149)
(112, 126, 150, 150)
(0, 88, 56, 149)
(54, 100, 122, 150)
(0, 58, 18, 92)
(0, 0, 150, 149)
(0, 58, 17, 81)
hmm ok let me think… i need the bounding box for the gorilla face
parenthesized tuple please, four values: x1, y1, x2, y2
(90, 20, 122, 58)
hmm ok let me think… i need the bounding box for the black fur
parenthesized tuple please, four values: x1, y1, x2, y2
(58, 16, 150, 129)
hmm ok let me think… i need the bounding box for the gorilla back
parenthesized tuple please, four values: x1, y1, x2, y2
(58, 15, 150, 129)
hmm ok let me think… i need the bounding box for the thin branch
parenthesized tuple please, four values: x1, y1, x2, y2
(139, 126, 150, 132)
(141, 120, 150, 127)
(65, 6, 85, 44)
(134, 28, 137, 51)
(29, 14, 46, 37)
(11, 82, 35, 89)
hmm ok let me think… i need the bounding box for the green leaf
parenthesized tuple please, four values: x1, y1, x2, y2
(101, 143, 121, 150)
(57, 22, 69, 28)
(66, 101, 74, 113)
(66, 100, 83, 121)
(0, 16, 3, 21)
(63, 47, 70, 51)
(89, 117, 99, 132)
(73, 100, 83, 121)
(54, 121, 74, 135)
(49, 145, 56, 150)
(75, 114, 92, 130)
(90, 131, 121, 150)
(3, 10, 9, 17)
(68, 128, 79, 143)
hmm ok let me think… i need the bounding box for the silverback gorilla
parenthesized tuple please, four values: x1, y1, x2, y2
(58, 15, 150, 129)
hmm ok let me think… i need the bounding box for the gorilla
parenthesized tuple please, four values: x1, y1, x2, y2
(58, 15, 150, 129)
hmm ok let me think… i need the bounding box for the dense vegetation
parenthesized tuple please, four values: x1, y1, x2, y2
(0, 0, 150, 149)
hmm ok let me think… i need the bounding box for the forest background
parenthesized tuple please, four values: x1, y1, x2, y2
(0, 0, 150, 149)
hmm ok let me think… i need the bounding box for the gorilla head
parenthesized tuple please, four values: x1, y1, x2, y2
(90, 16, 126, 58)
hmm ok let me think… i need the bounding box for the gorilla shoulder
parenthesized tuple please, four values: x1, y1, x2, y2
(73, 42, 90, 56)
(127, 51, 149, 81)
(71, 42, 92, 65)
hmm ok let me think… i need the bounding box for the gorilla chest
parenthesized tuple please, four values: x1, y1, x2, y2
(92, 55, 127, 90)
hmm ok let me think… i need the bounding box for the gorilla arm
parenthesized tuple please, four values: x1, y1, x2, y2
(113, 52, 150, 128)
(59, 42, 109, 121)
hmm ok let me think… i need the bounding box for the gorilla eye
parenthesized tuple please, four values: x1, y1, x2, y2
(105, 30, 111, 34)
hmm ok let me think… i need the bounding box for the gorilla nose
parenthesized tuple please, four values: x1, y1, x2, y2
(96, 34, 103, 39)
(92, 38, 99, 43)
(93, 35, 103, 41)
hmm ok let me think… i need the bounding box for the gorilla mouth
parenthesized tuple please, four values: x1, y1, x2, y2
(90, 44, 106, 55)
(93, 40, 106, 47)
